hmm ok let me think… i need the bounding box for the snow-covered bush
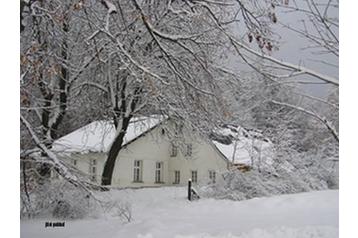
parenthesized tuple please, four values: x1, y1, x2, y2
(50, 186, 91, 219)
(21, 180, 97, 219)
(100, 200, 132, 222)
(199, 153, 338, 201)
(21, 176, 134, 221)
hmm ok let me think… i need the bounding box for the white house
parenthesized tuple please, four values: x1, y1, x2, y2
(52, 117, 272, 187)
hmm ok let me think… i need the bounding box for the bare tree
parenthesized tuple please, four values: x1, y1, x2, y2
(80, 0, 240, 185)
(20, 0, 108, 178)
(220, 0, 339, 142)
(20, 0, 338, 189)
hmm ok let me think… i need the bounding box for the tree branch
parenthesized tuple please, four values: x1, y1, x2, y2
(271, 100, 339, 142)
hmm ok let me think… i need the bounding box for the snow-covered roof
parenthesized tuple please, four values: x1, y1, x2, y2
(211, 125, 273, 166)
(52, 116, 273, 169)
(52, 117, 163, 154)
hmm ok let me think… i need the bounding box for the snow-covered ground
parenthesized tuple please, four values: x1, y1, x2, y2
(21, 187, 338, 238)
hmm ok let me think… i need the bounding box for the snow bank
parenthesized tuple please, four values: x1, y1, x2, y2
(21, 188, 338, 238)
(172, 226, 338, 238)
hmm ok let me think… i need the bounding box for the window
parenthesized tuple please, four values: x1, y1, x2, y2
(175, 123, 183, 135)
(155, 162, 163, 183)
(185, 144, 193, 156)
(191, 170, 198, 183)
(133, 160, 143, 182)
(174, 170, 180, 184)
(209, 170, 216, 183)
(170, 144, 178, 157)
(89, 159, 97, 182)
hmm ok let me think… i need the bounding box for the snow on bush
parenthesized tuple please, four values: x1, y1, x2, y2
(21, 180, 96, 219)
(99, 199, 132, 222)
(20, 179, 132, 221)
(199, 153, 338, 201)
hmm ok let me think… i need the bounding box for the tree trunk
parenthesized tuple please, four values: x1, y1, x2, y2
(101, 77, 142, 185)
(101, 116, 132, 185)
(38, 20, 69, 182)
(20, 0, 27, 32)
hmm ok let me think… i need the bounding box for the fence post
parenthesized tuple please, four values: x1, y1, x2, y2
(188, 179, 192, 201)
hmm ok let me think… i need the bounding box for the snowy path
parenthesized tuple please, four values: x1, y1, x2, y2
(21, 188, 338, 238)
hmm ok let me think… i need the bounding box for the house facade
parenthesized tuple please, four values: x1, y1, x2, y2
(52, 117, 273, 187)
(52, 117, 230, 187)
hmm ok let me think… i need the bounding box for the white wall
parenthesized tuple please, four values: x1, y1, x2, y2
(59, 152, 107, 183)
(168, 141, 228, 186)
(112, 124, 228, 187)
(112, 126, 171, 187)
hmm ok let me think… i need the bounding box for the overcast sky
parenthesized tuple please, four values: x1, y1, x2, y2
(223, 1, 338, 99)
(271, 1, 338, 98)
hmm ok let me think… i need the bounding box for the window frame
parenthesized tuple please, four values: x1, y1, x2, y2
(191, 170, 198, 183)
(175, 123, 184, 135)
(155, 162, 164, 183)
(170, 143, 178, 157)
(209, 170, 216, 184)
(185, 144, 193, 157)
(89, 159, 97, 182)
(174, 170, 180, 184)
(133, 160, 143, 182)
